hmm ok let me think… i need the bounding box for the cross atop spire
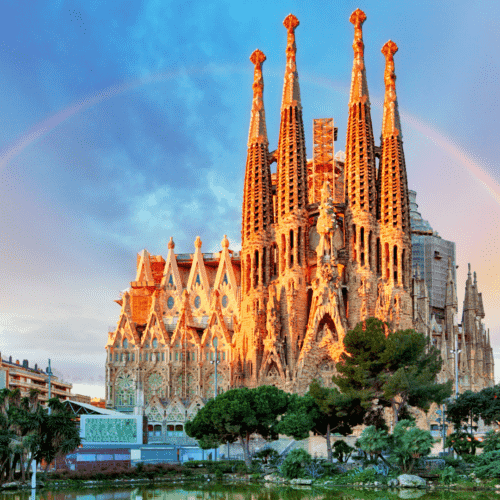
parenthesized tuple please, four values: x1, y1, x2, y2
(281, 14, 301, 109)
(248, 49, 268, 145)
(381, 40, 402, 138)
(348, 8, 369, 104)
(350, 8, 366, 50)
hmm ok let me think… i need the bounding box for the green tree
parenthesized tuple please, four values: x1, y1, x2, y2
(185, 385, 290, 467)
(476, 385, 500, 426)
(332, 440, 354, 463)
(445, 431, 481, 456)
(36, 398, 81, 474)
(356, 425, 390, 463)
(0, 389, 80, 484)
(334, 318, 452, 425)
(445, 390, 483, 432)
(390, 419, 434, 473)
(278, 380, 365, 462)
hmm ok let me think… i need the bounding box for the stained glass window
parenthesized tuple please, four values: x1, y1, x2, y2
(222, 295, 228, 308)
(123, 338, 128, 348)
(152, 339, 158, 349)
(167, 296, 174, 309)
(115, 373, 136, 407)
(194, 296, 201, 308)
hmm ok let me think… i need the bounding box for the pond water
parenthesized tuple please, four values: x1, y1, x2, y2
(0, 484, 497, 500)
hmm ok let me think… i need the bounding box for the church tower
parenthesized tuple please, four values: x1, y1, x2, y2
(275, 14, 309, 374)
(240, 49, 274, 385)
(377, 40, 412, 329)
(344, 9, 379, 328)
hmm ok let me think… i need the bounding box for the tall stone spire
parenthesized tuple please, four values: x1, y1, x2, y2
(274, 13, 309, 372)
(242, 49, 273, 246)
(281, 14, 302, 110)
(378, 40, 411, 290)
(276, 14, 307, 220)
(345, 9, 377, 216)
(344, 9, 379, 329)
(248, 49, 268, 146)
(240, 49, 274, 386)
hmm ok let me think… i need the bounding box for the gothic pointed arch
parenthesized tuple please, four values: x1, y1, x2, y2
(161, 237, 184, 292)
(145, 395, 165, 423)
(213, 236, 239, 305)
(135, 249, 155, 284)
(186, 237, 210, 303)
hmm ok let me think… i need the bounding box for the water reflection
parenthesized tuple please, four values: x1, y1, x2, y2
(0, 485, 497, 500)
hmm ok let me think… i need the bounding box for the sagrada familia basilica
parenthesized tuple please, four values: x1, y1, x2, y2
(105, 10, 494, 430)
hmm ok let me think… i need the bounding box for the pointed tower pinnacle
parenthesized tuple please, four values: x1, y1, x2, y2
(241, 49, 273, 246)
(381, 40, 403, 138)
(274, 13, 308, 371)
(445, 256, 457, 309)
(349, 9, 369, 104)
(281, 14, 301, 110)
(276, 13, 307, 220)
(345, 8, 377, 216)
(379, 40, 411, 288)
(248, 49, 268, 145)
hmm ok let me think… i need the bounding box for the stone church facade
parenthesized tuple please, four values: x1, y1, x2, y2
(105, 10, 494, 433)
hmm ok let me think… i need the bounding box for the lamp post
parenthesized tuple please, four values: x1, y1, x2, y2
(450, 333, 461, 399)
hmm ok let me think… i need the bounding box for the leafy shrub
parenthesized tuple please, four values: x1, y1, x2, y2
(332, 441, 354, 463)
(250, 460, 262, 474)
(390, 420, 434, 473)
(443, 455, 461, 468)
(440, 466, 459, 485)
(474, 450, 500, 478)
(356, 426, 390, 462)
(280, 449, 312, 479)
(234, 462, 248, 474)
(304, 459, 324, 479)
(135, 462, 144, 473)
(254, 448, 280, 464)
(321, 461, 341, 476)
(483, 430, 500, 452)
(445, 431, 482, 456)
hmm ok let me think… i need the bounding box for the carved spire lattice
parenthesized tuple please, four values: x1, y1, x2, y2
(277, 14, 307, 219)
(345, 9, 377, 215)
(242, 49, 273, 244)
(379, 40, 410, 235)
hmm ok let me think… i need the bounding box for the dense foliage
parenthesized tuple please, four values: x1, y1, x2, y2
(280, 448, 312, 479)
(185, 385, 290, 467)
(0, 389, 80, 484)
(334, 318, 452, 424)
(390, 419, 434, 472)
(278, 380, 365, 462)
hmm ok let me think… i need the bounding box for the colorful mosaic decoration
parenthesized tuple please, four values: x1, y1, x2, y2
(85, 418, 137, 443)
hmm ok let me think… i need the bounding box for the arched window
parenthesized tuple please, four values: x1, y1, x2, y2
(393, 245, 398, 283)
(123, 338, 128, 349)
(152, 338, 158, 349)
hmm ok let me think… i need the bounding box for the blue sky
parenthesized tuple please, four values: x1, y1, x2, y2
(0, 0, 499, 397)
